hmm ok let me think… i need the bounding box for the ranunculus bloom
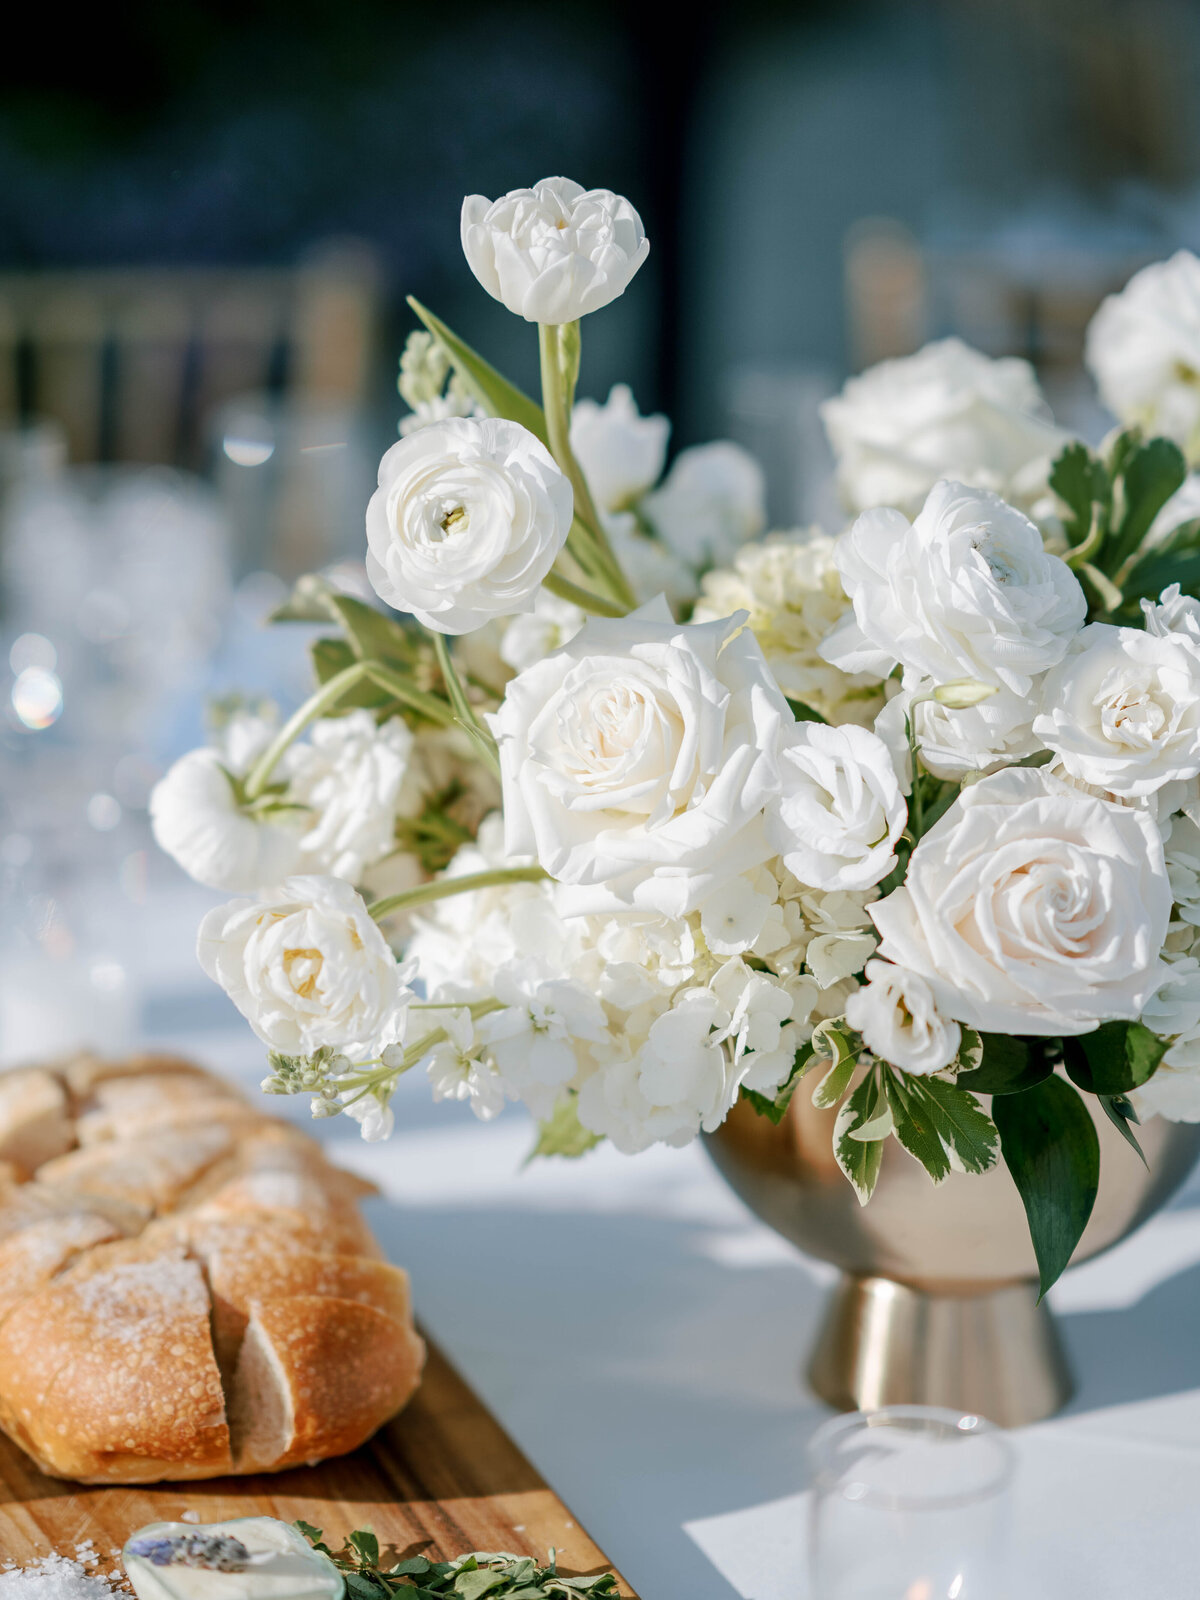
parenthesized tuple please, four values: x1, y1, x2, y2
(365, 417, 572, 634)
(569, 383, 669, 512)
(870, 767, 1170, 1036)
(820, 337, 1069, 516)
(198, 875, 410, 1054)
(768, 722, 906, 892)
(1033, 623, 1200, 798)
(845, 959, 961, 1075)
(1085, 251, 1200, 460)
(640, 441, 766, 568)
(460, 177, 649, 324)
(488, 597, 792, 916)
(820, 480, 1086, 695)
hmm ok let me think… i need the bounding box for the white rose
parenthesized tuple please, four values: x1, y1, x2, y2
(569, 384, 669, 511)
(820, 337, 1069, 516)
(768, 722, 906, 892)
(197, 875, 411, 1054)
(1143, 581, 1200, 647)
(365, 417, 572, 634)
(871, 767, 1171, 1035)
(845, 958, 961, 1075)
(875, 680, 1040, 785)
(287, 710, 413, 882)
(488, 597, 792, 916)
(460, 177, 649, 324)
(820, 480, 1086, 694)
(640, 442, 766, 568)
(1085, 251, 1200, 459)
(1033, 623, 1200, 798)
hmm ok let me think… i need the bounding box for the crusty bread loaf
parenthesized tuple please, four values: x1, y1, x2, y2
(0, 1052, 425, 1483)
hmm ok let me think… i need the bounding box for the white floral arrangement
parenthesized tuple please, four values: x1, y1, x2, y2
(152, 182, 1200, 1292)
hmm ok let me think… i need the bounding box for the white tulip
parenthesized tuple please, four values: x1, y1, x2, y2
(569, 384, 669, 511)
(640, 441, 766, 568)
(845, 959, 961, 1075)
(460, 177, 649, 324)
(365, 417, 573, 634)
(198, 875, 410, 1055)
(768, 722, 906, 892)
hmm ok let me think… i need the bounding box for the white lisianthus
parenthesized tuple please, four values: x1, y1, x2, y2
(569, 384, 669, 511)
(1143, 582, 1200, 648)
(460, 177, 649, 324)
(693, 530, 884, 727)
(1033, 624, 1200, 798)
(197, 875, 412, 1054)
(875, 681, 1040, 786)
(820, 338, 1069, 516)
(365, 417, 572, 634)
(640, 442, 766, 568)
(289, 710, 414, 882)
(1085, 251, 1200, 459)
(768, 723, 906, 892)
(488, 598, 792, 917)
(845, 959, 962, 1075)
(870, 767, 1171, 1036)
(820, 480, 1086, 695)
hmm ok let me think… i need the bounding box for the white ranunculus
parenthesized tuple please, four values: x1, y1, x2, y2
(460, 177, 649, 324)
(844, 958, 961, 1075)
(820, 480, 1086, 694)
(365, 417, 573, 634)
(640, 442, 766, 568)
(287, 710, 413, 883)
(569, 383, 669, 511)
(870, 767, 1171, 1036)
(1085, 251, 1200, 459)
(820, 337, 1069, 516)
(875, 680, 1040, 786)
(768, 722, 906, 892)
(197, 875, 411, 1054)
(1143, 582, 1200, 648)
(1033, 623, 1200, 798)
(488, 597, 792, 917)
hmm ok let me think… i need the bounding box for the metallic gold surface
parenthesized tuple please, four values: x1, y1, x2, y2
(706, 1081, 1200, 1425)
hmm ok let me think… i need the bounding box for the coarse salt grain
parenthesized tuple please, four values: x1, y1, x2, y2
(0, 1553, 119, 1600)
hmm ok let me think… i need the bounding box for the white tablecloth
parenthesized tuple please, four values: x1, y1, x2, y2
(117, 885, 1200, 1597)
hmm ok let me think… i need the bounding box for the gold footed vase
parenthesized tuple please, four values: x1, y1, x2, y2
(705, 1084, 1200, 1426)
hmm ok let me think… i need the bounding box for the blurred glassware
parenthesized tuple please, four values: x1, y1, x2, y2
(808, 1407, 1014, 1600)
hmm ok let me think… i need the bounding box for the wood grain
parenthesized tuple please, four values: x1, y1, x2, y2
(0, 1335, 637, 1597)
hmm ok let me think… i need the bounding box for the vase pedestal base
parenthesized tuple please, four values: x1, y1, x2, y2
(807, 1273, 1072, 1428)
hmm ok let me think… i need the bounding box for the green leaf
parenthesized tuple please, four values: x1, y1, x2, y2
(310, 636, 393, 706)
(833, 1072, 887, 1204)
(742, 1041, 816, 1124)
(408, 296, 549, 446)
(329, 594, 416, 667)
(785, 697, 828, 725)
(527, 1096, 603, 1161)
(293, 1521, 333, 1557)
(1099, 1093, 1148, 1168)
(1049, 441, 1109, 542)
(1063, 1020, 1166, 1096)
(957, 1027, 984, 1072)
(343, 1574, 387, 1600)
(1104, 435, 1187, 571)
(389, 1558, 434, 1577)
(883, 1070, 951, 1184)
(811, 1027, 859, 1109)
(348, 1530, 380, 1568)
(955, 1033, 1055, 1095)
(455, 1570, 508, 1600)
(993, 1074, 1100, 1297)
(902, 1075, 998, 1175)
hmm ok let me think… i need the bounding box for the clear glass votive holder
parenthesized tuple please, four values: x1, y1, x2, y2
(807, 1406, 1015, 1600)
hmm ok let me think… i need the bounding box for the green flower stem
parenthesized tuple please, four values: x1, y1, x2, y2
(537, 321, 637, 609)
(1064, 504, 1106, 570)
(243, 661, 456, 800)
(430, 631, 501, 777)
(366, 864, 549, 922)
(542, 566, 628, 617)
(1079, 560, 1124, 615)
(336, 1000, 505, 1101)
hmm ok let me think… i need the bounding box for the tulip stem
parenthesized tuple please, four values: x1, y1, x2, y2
(366, 865, 549, 922)
(542, 567, 628, 617)
(538, 321, 637, 610)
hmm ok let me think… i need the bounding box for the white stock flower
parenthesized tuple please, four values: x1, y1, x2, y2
(342, 1091, 395, 1143)
(693, 530, 883, 726)
(820, 480, 1086, 694)
(871, 767, 1171, 1035)
(365, 417, 572, 634)
(499, 590, 586, 674)
(768, 722, 906, 892)
(290, 710, 414, 882)
(460, 177, 649, 323)
(1085, 251, 1200, 459)
(478, 961, 609, 1120)
(1143, 582, 1200, 648)
(1033, 624, 1200, 798)
(488, 598, 792, 916)
(197, 875, 411, 1054)
(420, 1007, 510, 1122)
(875, 681, 1039, 786)
(820, 337, 1068, 516)
(569, 384, 669, 511)
(641, 442, 766, 568)
(844, 959, 961, 1075)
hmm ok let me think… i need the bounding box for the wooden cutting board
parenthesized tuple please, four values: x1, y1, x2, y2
(0, 1335, 637, 1597)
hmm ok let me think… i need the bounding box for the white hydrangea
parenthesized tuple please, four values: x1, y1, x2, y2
(1135, 956, 1200, 1121)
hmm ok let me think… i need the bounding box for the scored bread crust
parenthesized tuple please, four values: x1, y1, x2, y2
(0, 1053, 425, 1483)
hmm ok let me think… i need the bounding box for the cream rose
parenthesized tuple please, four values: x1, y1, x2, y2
(820, 337, 1069, 516)
(768, 722, 906, 892)
(870, 767, 1171, 1036)
(198, 875, 410, 1054)
(820, 480, 1086, 694)
(460, 177, 649, 324)
(569, 383, 669, 512)
(488, 597, 792, 916)
(365, 417, 572, 634)
(845, 959, 961, 1075)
